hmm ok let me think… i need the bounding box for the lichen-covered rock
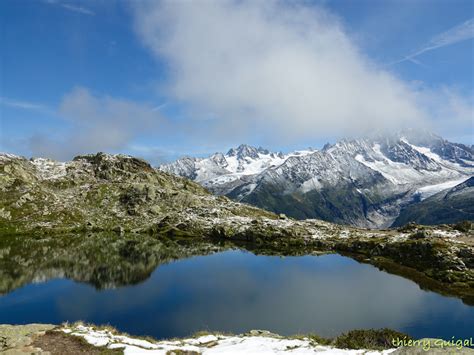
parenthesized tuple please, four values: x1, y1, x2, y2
(0, 323, 55, 354)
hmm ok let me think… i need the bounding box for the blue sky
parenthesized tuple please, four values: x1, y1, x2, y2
(0, 0, 473, 164)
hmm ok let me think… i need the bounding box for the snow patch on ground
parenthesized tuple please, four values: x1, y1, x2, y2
(431, 229, 462, 238)
(61, 326, 397, 355)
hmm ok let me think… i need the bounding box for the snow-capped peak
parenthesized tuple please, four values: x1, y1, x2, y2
(160, 144, 316, 186)
(226, 144, 261, 159)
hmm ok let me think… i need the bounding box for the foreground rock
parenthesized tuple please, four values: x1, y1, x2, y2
(0, 153, 473, 303)
(0, 324, 55, 354)
(1, 324, 473, 355)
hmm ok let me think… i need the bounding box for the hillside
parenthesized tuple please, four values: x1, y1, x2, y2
(393, 177, 474, 226)
(0, 152, 275, 236)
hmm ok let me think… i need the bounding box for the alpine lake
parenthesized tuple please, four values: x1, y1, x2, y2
(0, 232, 473, 342)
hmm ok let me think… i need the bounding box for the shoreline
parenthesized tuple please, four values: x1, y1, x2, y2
(1, 323, 473, 354)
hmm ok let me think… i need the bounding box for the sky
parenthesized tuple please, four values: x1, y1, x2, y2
(0, 0, 473, 164)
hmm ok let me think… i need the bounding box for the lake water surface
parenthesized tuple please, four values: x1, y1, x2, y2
(1, 248, 473, 341)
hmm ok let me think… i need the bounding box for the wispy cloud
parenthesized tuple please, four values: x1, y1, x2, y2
(60, 3, 95, 16)
(152, 102, 168, 112)
(44, 0, 95, 16)
(28, 87, 166, 160)
(0, 97, 52, 113)
(392, 18, 474, 65)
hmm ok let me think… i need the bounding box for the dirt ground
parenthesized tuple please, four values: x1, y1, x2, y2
(31, 330, 123, 355)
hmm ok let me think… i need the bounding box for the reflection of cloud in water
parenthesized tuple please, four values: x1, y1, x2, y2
(161, 253, 429, 337)
(48, 251, 474, 340)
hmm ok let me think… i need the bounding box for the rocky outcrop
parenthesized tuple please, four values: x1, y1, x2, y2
(0, 324, 55, 354)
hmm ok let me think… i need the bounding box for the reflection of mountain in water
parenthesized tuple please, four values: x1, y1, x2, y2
(0, 233, 230, 294)
(2, 232, 474, 306)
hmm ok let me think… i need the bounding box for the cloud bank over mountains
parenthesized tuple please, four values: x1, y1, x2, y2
(132, 0, 471, 143)
(4, 1, 471, 161)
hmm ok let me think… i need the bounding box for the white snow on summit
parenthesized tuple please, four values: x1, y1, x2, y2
(160, 144, 316, 188)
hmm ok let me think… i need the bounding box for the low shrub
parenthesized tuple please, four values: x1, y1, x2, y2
(333, 328, 412, 350)
(453, 221, 473, 233)
(408, 230, 427, 240)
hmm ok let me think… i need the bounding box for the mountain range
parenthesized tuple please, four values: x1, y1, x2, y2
(160, 130, 474, 228)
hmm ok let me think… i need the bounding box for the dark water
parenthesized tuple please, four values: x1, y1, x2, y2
(1, 248, 473, 340)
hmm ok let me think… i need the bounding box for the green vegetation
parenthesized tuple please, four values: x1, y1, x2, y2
(239, 182, 388, 226)
(454, 220, 473, 233)
(408, 230, 428, 239)
(333, 329, 412, 350)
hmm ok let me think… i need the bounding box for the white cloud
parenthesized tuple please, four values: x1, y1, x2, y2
(0, 97, 50, 112)
(44, 0, 95, 16)
(60, 4, 95, 16)
(29, 87, 164, 160)
(422, 87, 474, 140)
(133, 0, 433, 143)
(393, 18, 474, 65)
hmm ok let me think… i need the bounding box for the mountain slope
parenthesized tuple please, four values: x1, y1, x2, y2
(160, 131, 474, 228)
(393, 177, 474, 226)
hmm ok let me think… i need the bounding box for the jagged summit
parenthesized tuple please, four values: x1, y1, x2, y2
(226, 144, 280, 159)
(227, 144, 259, 159)
(160, 143, 314, 189)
